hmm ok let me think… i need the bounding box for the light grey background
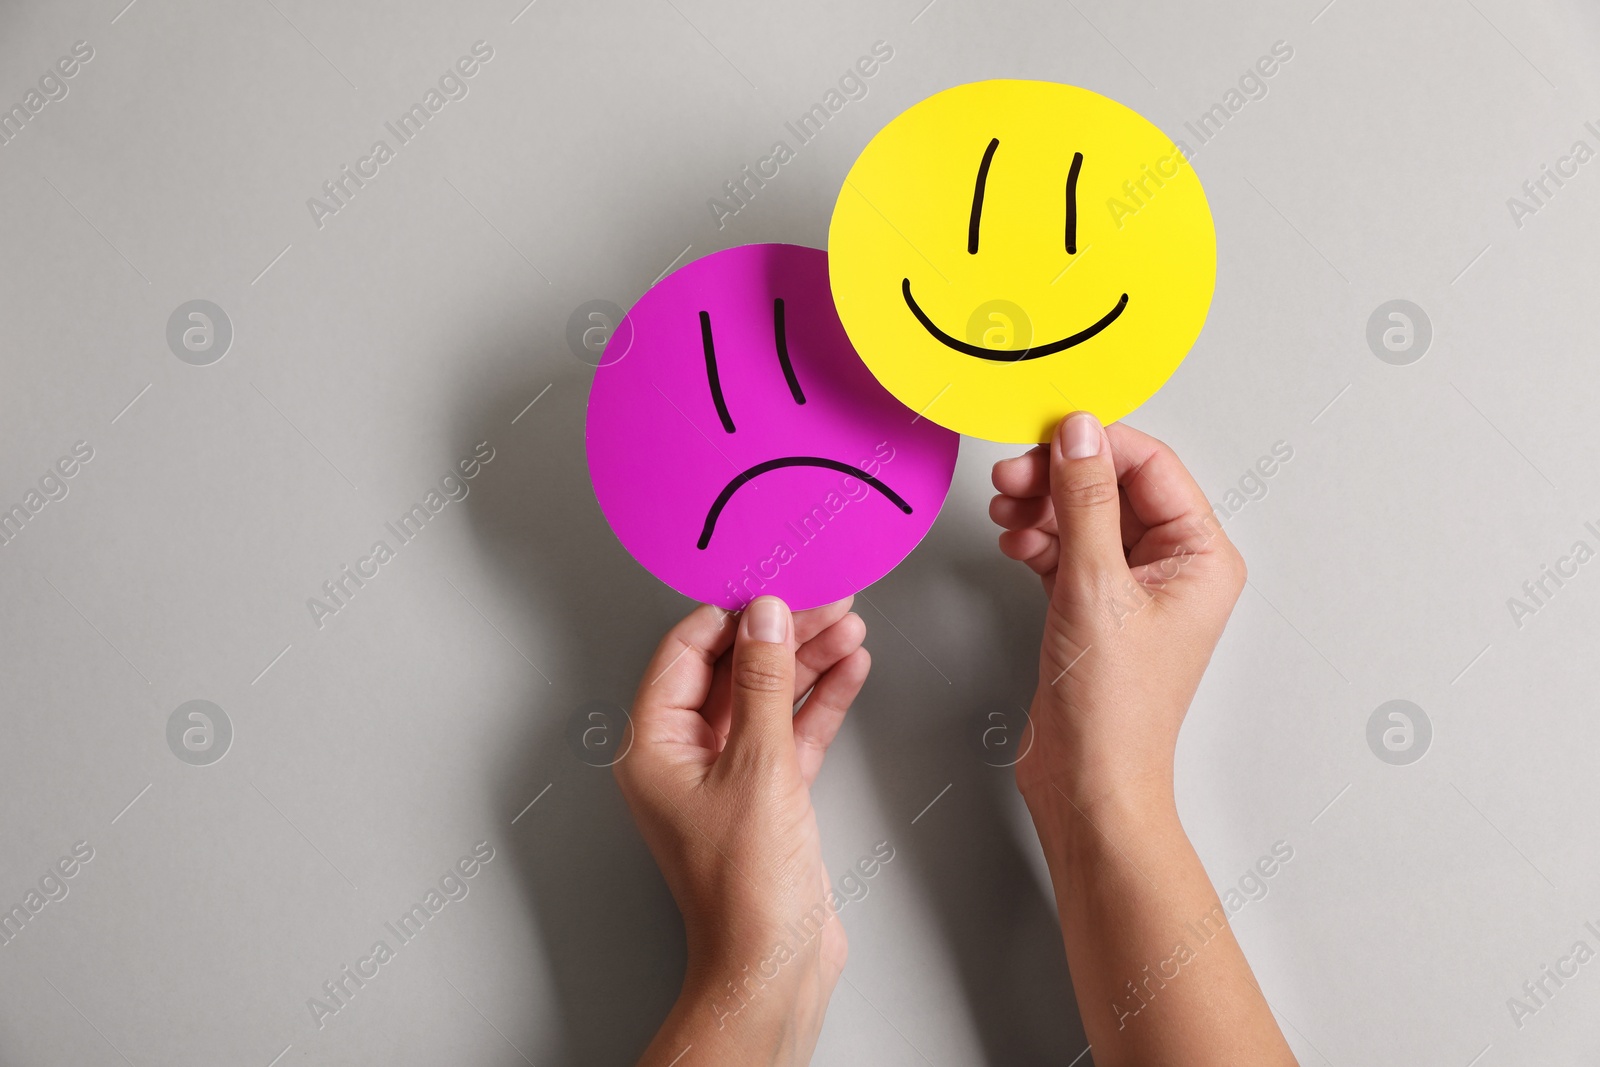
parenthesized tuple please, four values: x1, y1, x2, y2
(1, 0, 1597, 1064)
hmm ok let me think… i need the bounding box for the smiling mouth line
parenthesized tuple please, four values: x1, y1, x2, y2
(698, 456, 912, 550)
(901, 278, 1130, 362)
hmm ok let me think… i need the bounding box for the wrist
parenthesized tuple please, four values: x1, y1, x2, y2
(1015, 689, 1181, 828)
(654, 951, 827, 1067)
(1020, 770, 1179, 853)
(684, 918, 826, 1019)
(1022, 779, 1187, 929)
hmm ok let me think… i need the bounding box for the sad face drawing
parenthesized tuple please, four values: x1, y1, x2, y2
(586, 244, 959, 610)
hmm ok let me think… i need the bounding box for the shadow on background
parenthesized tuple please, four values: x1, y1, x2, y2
(452, 319, 1089, 1064)
(455, 355, 691, 1066)
(846, 547, 1092, 1065)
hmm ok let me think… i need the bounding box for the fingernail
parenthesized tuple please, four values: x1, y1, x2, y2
(745, 596, 789, 644)
(1064, 412, 1103, 459)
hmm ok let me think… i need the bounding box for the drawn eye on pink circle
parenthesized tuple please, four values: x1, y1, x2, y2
(586, 243, 960, 611)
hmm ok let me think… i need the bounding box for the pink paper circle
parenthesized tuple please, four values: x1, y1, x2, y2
(586, 244, 960, 610)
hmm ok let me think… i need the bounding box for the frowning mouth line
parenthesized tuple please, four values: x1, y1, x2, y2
(698, 456, 912, 550)
(901, 278, 1129, 362)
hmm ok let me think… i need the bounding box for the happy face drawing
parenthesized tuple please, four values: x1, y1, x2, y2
(829, 80, 1217, 444)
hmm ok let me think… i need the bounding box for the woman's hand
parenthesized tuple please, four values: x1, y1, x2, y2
(616, 595, 870, 1066)
(990, 412, 1247, 814)
(990, 413, 1294, 1067)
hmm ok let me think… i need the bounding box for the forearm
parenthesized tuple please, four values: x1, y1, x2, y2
(1027, 782, 1296, 1067)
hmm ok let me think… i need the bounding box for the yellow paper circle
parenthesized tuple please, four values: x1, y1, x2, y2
(829, 80, 1216, 444)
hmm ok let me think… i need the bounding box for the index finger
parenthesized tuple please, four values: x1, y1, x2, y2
(631, 603, 738, 718)
(1105, 423, 1223, 548)
(991, 445, 1049, 498)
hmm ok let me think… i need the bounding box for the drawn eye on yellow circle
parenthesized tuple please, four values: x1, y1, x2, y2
(903, 138, 1130, 362)
(829, 80, 1217, 444)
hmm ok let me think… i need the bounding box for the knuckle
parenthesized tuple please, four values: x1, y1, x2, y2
(1054, 567, 1149, 630)
(733, 652, 791, 694)
(1224, 546, 1248, 589)
(611, 748, 639, 789)
(1055, 469, 1119, 510)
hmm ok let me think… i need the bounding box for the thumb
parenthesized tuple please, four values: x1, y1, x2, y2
(719, 596, 799, 774)
(1050, 412, 1129, 595)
